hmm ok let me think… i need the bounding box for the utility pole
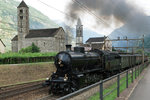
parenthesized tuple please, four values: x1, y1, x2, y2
(104, 35, 106, 50)
(127, 37, 128, 53)
(105, 36, 144, 56)
(142, 35, 144, 64)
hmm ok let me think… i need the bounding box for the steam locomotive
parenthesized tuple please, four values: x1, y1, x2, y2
(44, 45, 148, 94)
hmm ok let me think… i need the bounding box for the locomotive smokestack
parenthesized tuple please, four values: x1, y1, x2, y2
(66, 44, 72, 51)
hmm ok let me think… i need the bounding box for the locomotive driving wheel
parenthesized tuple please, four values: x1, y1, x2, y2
(69, 79, 79, 93)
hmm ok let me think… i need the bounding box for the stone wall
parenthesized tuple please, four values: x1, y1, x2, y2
(22, 28, 66, 53)
(54, 28, 65, 52)
(12, 41, 18, 52)
(105, 37, 112, 51)
(24, 37, 56, 52)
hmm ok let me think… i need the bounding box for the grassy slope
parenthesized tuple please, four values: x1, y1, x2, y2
(0, 62, 56, 86)
(89, 67, 143, 100)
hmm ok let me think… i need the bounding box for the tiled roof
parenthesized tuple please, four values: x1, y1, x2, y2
(11, 35, 18, 41)
(12, 27, 63, 41)
(25, 27, 61, 38)
(18, 1, 28, 8)
(0, 39, 6, 47)
(86, 37, 106, 43)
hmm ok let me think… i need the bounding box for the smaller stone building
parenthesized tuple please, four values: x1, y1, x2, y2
(0, 39, 6, 53)
(85, 36, 112, 51)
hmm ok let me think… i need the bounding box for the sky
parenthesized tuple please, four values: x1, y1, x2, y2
(16, 0, 150, 36)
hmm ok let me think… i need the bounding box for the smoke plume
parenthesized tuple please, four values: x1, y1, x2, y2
(67, 0, 150, 35)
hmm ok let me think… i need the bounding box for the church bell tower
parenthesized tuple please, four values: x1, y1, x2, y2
(76, 18, 83, 46)
(17, 0, 29, 51)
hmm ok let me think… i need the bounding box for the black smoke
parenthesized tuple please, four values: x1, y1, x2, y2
(66, 0, 150, 35)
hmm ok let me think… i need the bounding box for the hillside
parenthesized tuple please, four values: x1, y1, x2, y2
(0, 0, 59, 51)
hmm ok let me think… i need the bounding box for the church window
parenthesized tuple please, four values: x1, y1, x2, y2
(20, 21, 23, 28)
(44, 42, 46, 46)
(20, 9, 23, 13)
(20, 16, 23, 20)
(80, 30, 82, 33)
(21, 28, 22, 32)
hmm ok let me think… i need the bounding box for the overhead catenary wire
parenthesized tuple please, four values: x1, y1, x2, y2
(36, 0, 96, 31)
(72, 0, 145, 51)
(38, 0, 70, 17)
(71, 0, 108, 26)
(37, 0, 126, 37)
(72, 0, 126, 37)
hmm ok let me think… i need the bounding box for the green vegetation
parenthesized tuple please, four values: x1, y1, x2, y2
(89, 66, 144, 100)
(0, 51, 57, 64)
(0, 52, 57, 59)
(19, 43, 40, 53)
(136, 49, 143, 54)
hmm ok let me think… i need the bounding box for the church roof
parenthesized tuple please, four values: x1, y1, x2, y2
(86, 37, 107, 43)
(26, 27, 62, 38)
(11, 35, 18, 41)
(17, 0, 28, 8)
(0, 39, 6, 47)
(11, 27, 63, 41)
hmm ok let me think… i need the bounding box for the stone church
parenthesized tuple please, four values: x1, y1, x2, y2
(11, 1, 65, 52)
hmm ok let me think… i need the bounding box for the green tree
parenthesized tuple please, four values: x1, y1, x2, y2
(136, 49, 143, 54)
(31, 43, 40, 53)
(19, 43, 40, 53)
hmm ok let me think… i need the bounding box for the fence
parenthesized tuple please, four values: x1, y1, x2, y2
(0, 56, 54, 64)
(57, 61, 149, 100)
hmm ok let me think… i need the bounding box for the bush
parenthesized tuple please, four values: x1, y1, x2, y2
(0, 52, 57, 64)
(19, 43, 40, 53)
(31, 43, 40, 53)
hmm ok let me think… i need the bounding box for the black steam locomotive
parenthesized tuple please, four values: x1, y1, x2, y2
(44, 45, 148, 94)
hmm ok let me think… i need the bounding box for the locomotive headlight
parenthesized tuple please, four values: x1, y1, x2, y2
(64, 78, 67, 81)
(58, 59, 62, 64)
(64, 74, 68, 81)
(46, 78, 49, 80)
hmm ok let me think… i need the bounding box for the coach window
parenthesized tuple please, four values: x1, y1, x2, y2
(44, 42, 46, 47)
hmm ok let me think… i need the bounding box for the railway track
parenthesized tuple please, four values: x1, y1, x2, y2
(38, 95, 61, 100)
(0, 80, 46, 99)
